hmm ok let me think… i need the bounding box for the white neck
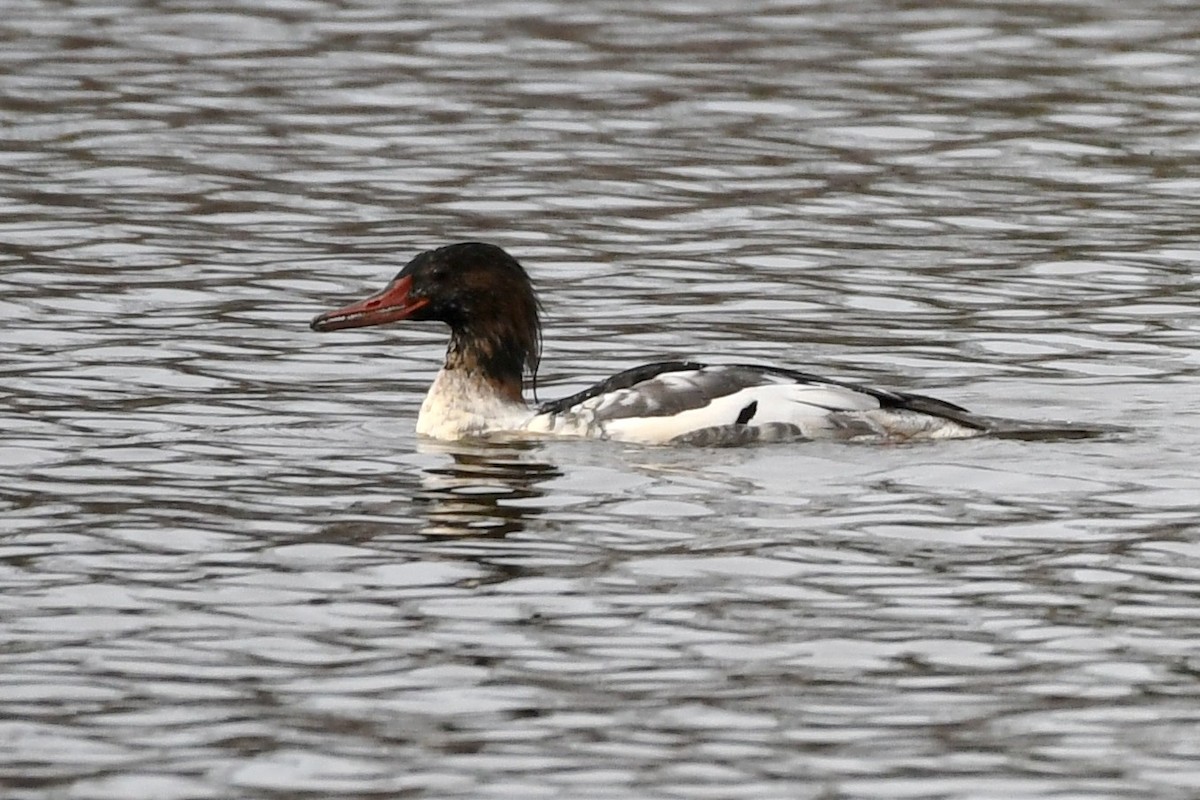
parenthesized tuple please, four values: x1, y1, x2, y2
(415, 367, 532, 440)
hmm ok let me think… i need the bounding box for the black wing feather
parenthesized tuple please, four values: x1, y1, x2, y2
(537, 361, 705, 415)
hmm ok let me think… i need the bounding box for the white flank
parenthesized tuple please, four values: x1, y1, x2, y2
(600, 383, 879, 444)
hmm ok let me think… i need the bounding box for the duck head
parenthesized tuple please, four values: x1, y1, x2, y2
(311, 242, 543, 396)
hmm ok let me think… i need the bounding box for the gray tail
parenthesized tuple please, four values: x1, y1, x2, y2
(980, 418, 1125, 441)
(898, 392, 1122, 442)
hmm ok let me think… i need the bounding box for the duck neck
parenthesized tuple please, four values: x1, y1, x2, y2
(444, 328, 528, 404)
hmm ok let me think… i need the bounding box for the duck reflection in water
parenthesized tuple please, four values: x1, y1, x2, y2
(415, 440, 560, 537)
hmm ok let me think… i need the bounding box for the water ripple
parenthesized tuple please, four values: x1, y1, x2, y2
(4, 1, 1200, 798)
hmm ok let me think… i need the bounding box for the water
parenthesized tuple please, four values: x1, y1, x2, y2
(3, 1, 1200, 798)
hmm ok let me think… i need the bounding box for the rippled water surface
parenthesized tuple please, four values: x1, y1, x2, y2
(4, 1, 1200, 798)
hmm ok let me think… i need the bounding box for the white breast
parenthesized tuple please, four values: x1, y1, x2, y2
(416, 368, 532, 440)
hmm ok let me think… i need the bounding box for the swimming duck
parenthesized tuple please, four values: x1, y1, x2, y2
(311, 242, 998, 445)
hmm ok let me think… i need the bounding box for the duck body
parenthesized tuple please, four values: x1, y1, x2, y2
(312, 242, 992, 446)
(524, 361, 984, 445)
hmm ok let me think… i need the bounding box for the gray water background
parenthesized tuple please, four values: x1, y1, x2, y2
(3, 1, 1200, 798)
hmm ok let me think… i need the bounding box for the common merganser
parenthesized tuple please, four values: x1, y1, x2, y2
(310, 242, 1006, 445)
